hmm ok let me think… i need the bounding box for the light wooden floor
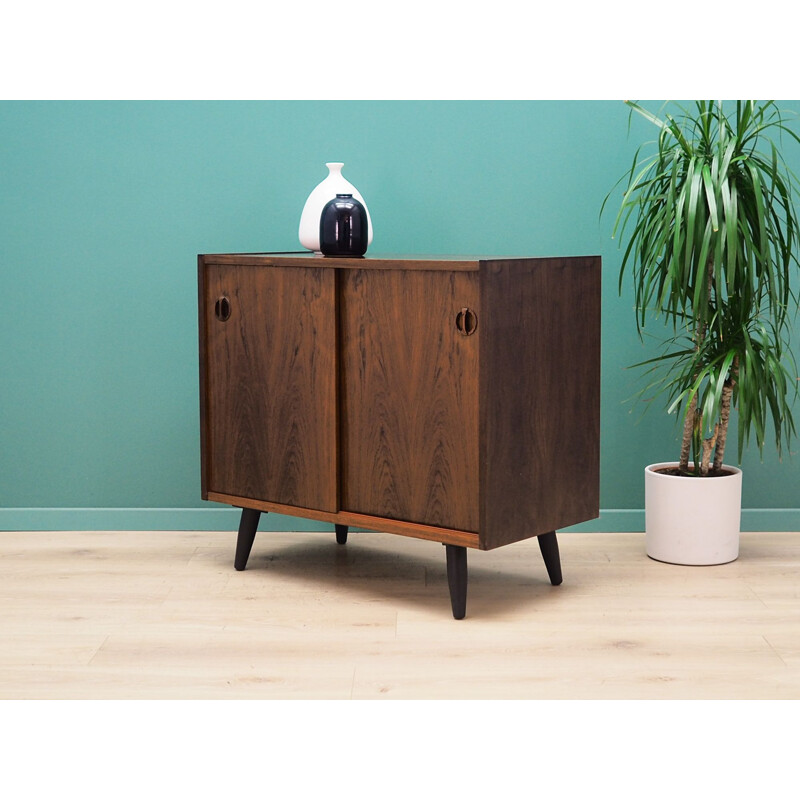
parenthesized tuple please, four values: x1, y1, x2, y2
(1, 529, 799, 699)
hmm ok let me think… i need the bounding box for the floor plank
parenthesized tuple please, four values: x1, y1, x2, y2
(2, 530, 799, 699)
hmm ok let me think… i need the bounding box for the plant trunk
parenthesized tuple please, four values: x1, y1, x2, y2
(680, 261, 714, 474)
(712, 354, 739, 472)
(679, 393, 697, 472)
(686, 258, 719, 476)
(701, 424, 719, 476)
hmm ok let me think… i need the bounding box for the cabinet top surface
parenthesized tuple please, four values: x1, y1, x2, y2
(199, 252, 600, 272)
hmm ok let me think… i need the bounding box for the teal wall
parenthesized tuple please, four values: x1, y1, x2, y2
(2, 100, 799, 531)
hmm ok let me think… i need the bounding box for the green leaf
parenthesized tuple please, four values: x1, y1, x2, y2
(605, 99, 800, 467)
(702, 163, 720, 232)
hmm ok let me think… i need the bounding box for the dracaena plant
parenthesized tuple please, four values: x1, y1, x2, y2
(604, 100, 800, 476)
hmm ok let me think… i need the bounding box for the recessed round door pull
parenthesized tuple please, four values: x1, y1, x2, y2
(215, 295, 231, 322)
(455, 307, 477, 336)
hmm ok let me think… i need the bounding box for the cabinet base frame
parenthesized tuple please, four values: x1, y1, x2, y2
(207, 491, 480, 548)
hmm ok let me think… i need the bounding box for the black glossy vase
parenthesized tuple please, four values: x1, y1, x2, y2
(319, 193, 368, 257)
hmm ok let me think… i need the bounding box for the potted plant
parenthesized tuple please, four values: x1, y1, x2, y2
(604, 100, 800, 565)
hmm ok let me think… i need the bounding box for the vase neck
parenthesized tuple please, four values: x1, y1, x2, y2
(326, 162, 344, 177)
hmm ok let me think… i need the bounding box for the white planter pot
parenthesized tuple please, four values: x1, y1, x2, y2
(644, 462, 742, 565)
(298, 162, 373, 252)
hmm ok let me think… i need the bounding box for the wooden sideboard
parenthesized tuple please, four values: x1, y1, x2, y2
(198, 252, 601, 618)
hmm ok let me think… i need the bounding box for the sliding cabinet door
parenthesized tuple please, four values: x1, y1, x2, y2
(202, 263, 337, 512)
(340, 269, 479, 531)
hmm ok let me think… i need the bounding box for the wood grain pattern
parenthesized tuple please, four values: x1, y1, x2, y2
(202, 253, 481, 272)
(198, 256, 211, 497)
(202, 262, 337, 511)
(199, 254, 601, 555)
(340, 269, 480, 532)
(479, 257, 601, 549)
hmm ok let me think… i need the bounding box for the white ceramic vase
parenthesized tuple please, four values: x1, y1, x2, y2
(644, 462, 742, 565)
(298, 162, 373, 252)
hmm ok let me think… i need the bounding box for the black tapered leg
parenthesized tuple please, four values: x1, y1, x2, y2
(234, 507, 262, 571)
(445, 544, 468, 620)
(537, 530, 562, 586)
(335, 524, 349, 545)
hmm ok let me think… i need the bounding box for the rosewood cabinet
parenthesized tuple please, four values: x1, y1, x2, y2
(198, 253, 601, 618)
